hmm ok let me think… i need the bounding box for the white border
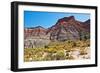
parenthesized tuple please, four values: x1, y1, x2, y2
(18, 5, 96, 68)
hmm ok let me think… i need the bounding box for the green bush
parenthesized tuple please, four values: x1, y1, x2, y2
(55, 50, 65, 60)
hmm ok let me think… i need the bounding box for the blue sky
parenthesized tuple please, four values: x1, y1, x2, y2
(24, 11, 90, 28)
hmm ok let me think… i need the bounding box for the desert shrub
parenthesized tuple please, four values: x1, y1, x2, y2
(66, 55, 74, 60)
(80, 51, 87, 55)
(76, 40, 90, 47)
(76, 40, 84, 47)
(55, 50, 66, 60)
(65, 40, 76, 48)
(85, 39, 90, 46)
(80, 47, 88, 55)
(45, 48, 56, 53)
(44, 45, 49, 48)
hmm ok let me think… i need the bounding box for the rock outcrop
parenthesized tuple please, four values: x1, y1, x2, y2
(24, 16, 90, 48)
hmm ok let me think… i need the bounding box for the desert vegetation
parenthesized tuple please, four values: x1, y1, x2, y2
(24, 39, 90, 62)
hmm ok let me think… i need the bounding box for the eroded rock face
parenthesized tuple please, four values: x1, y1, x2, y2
(24, 26, 50, 48)
(47, 16, 90, 41)
(49, 25, 80, 41)
(24, 38, 50, 48)
(24, 16, 90, 48)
